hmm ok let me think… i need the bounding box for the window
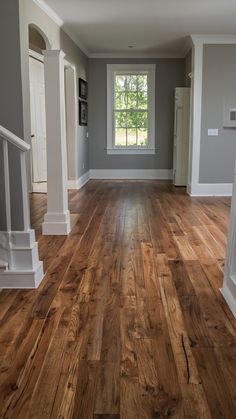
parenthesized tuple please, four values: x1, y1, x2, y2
(107, 64, 156, 154)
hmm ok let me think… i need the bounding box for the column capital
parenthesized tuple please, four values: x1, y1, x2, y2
(43, 49, 65, 60)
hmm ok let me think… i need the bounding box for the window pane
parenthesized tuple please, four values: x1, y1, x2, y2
(136, 111, 148, 128)
(115, 92, 126, 109)
(115, 128, 126, 146)
(113, 71, 150, 149)
(137, 75, 148, 92)
(127, 128, 137, 146)
(137, 128, 148, 146)
(127, 92, 137, 109)
(126, 111, 137, 128)
(115, 111, 127, 128)
(126, 75, 137, 91)
(137, 92, 148, 109)
(115, 75, 126, 91)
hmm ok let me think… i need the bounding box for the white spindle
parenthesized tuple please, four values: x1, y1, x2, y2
(3, 140, 11, 232)
(20, 151, 30, 231)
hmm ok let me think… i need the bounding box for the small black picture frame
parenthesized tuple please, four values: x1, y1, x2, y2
(79, 78, 88, 100)
(79, 100, 88, 126)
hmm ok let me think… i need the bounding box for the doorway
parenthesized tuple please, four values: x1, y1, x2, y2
(29, 25, 47, 193)
(29, 51, 47, 193)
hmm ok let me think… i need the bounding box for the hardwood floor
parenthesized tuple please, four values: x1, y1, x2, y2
(0, 180, 236, 418)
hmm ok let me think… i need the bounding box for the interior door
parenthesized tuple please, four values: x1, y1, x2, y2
(29, 55, 47, 184)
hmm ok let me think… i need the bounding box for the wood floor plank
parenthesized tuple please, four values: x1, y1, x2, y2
(1, 180, 236, 418)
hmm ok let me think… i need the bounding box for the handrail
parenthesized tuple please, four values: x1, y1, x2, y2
(0, 125, 31, 152)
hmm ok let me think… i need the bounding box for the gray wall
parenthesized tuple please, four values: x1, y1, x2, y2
(88, 58, 185, 170)
(60, 30, 89, 177)
(0, 0, 25, 230)
(200, 44, 236, 183)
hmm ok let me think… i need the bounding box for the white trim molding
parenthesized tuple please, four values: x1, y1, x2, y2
(188, 183, 233, 197)
(191, 34, 236, 44)
(32, 182, 47, 193)
(107, 64, 156, 156)
(188, 34, 236, 197)
(221, 160, 236, 318)
(68, 171, 90, 189)
(89, 169, 172, 180)
(220, 286, 236, 319)
(90, 52, 185, 59)
(32, 0, 63, 26)
(42, 211, 71, 235)
(32, 0, 89, 56)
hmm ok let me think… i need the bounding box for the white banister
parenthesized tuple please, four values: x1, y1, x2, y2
(0, 125, 30, 152)
(221, 160, 236, 317)
(0, 126, 44, 288)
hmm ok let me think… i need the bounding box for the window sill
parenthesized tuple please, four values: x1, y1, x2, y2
(106, 148, 156, 155)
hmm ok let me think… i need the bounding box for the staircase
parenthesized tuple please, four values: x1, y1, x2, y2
(0, 125, 44, 288)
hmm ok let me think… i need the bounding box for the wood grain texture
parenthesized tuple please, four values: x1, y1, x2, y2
(0, 180, 235, 418)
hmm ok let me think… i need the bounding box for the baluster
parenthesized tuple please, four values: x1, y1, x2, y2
(20, 150, 30, 231)
(2, 139, 12, 268)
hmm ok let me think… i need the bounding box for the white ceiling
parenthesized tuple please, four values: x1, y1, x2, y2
(44, 0, 236, 56)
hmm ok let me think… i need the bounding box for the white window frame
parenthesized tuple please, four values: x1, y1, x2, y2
(107, 64, 156, 155)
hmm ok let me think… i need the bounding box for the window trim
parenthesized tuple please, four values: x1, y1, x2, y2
(107, 64, 156, 155)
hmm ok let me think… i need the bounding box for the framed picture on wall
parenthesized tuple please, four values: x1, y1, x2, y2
(79, 78, 88, 100)
(79, 100, 88, 126)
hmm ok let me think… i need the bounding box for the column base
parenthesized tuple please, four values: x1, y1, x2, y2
(42, 211, 71, 235)
(0, 229, 44, 289)
(220, 279, 236, 319)
(0, 262, 44, 289)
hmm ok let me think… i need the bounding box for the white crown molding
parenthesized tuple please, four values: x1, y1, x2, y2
(88, 52, 185, 59)
(62, 26, 90, 57)
(191, 34, 236, 45)
(32, 0, 63, 27)
(182, 36, 193, 57)
(32, 0, 89, 56)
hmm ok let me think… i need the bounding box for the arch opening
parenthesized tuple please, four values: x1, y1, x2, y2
(28, 24, 51, 53)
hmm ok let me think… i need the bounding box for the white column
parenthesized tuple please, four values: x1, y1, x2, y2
(221, 160, 236, 318)
(187, 40, 203, 196)
(42, 50, 71, 235)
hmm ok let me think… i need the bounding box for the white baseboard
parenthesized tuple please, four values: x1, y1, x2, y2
(89, 169, 173, 180)
(189, 183, 233, 196)
(68, 170, 90, 189)
(32, 182, 47, 193)
(220, 285, 236, 319)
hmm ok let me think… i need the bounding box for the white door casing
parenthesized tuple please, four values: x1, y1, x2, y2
(29, 54, 47, 185)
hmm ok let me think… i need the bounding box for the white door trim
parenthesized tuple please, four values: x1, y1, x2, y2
(189, 35, 236, 196)
(29, 48, 44, 63)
